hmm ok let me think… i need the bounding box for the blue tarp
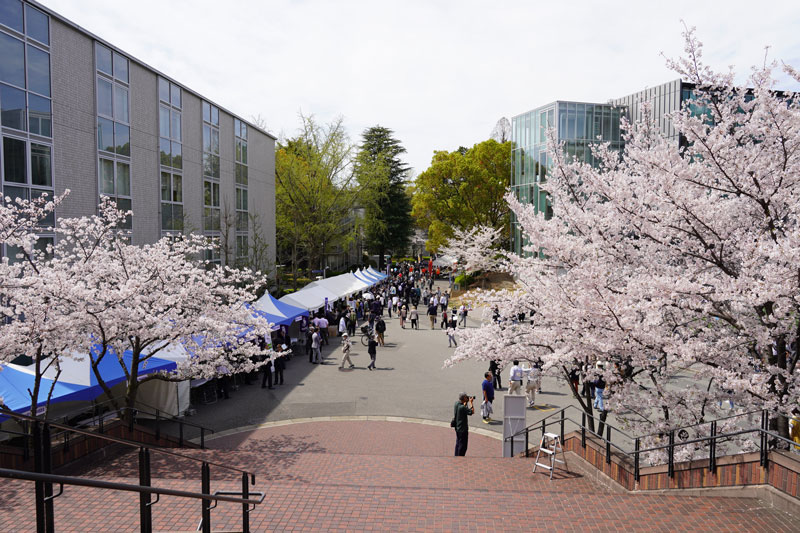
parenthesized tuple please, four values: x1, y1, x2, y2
(0, 349, 177, 417)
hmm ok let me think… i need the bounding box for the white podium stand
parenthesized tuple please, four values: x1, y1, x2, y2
(503, 394, 527, 457)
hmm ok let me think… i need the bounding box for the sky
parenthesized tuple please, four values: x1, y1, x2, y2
(41, 0, 800, 176)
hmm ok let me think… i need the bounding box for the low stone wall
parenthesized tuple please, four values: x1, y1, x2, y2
(538, 430, 800, 500)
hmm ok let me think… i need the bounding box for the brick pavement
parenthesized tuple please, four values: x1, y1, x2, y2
(1, 420, 796, 531)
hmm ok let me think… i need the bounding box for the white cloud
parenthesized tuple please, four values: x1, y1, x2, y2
(41, 0, 800, 174)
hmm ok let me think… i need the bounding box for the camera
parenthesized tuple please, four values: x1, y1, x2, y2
(468, 395, 476, 400)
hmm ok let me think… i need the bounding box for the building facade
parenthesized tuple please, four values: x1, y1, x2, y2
(0, 0, 276, 269)
(510, 79, 710, 255)
(510, 101, 625, 255)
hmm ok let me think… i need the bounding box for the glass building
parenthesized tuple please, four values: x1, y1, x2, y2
(510, 101, 625, 255)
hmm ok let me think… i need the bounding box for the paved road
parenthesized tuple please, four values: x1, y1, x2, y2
(181, 281, 581, 441)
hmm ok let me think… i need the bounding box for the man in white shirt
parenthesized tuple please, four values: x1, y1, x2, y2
(319, 316, 329, 345)
(508, 361, 523, 394)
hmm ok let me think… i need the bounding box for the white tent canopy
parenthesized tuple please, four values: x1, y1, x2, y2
(279, 271, 382, 311)
(432, 255, 457, 268)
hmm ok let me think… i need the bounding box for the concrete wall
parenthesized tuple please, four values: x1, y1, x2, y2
(44, 3, 275, 256)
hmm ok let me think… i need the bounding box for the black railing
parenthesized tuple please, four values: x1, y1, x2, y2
(505, 405, 799, 483)
(35, 396, 215, 449)
(0, 408, 260, 533)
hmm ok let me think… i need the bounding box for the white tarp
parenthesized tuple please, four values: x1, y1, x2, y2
(135, 379, 190, 418)
(432, 255, 457, 268)
(305, 273, 372, 299)
(136, 341, 191, 417)
(279, 283, 340, 311)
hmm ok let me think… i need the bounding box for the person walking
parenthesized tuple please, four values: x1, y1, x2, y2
(593, 363, 606, 411)
(489, 359, 502, 390)
(399, 305, 407, 328)
(274, 345, 287, 385)
(339, 334, 354, 369)
(427, 302, 437, 329)
(525, 366, 537, 407)
(446, 323, 458, 347)
(311, 327, 322, 364)
(367, 334, 378, 370)
(452, 392, 474, 456)
(319, 315, 329, 345)
(261, 353, 273, 389)
(508, 360, 523, 394)
(338, 314, 347, 337)
(410, 306, 419, 330)
(481, 372, 495, 423)
(347, 307, 357, 336)
(375, 316, 386, 347)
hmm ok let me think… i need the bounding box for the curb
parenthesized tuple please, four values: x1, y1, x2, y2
(195, 416, 505, 444)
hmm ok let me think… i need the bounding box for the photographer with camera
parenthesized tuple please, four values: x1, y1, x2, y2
(451, 392, 475, 456)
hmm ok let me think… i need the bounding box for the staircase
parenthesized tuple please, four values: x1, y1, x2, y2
(0, 420, 795, 531)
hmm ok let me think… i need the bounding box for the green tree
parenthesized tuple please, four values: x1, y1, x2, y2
(355, 126, 414, 269)
(275, 115, 358, 287)
(411, 139, 510, 252)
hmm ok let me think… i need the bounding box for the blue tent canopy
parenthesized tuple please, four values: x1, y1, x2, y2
(253, 293, 309, 327)
(0, 349, 177, 418)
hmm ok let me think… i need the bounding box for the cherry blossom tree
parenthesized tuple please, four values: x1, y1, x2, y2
(1, 196, 273, 420)
(447, 29, 800, 452)
(440, 225, 503, 288)
(52, 200, 274, 417)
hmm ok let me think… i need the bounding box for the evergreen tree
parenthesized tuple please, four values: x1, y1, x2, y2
(355, 126, 414, 269)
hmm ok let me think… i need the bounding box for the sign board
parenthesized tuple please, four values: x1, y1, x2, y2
(503, 394, 527, 457)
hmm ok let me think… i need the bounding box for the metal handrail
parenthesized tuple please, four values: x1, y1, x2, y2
(504, 405, 634, 441)
(0, 467, 265, 505)
(0, 408, 253, 478)
(633, 408, 763, 440)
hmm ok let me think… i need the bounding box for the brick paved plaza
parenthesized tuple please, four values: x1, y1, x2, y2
(0, 420, 795, 531)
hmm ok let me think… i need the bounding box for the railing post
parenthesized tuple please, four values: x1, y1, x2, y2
(634, 438, 640, 482)
(709, 421, 717, 473)
(760, 409, 768, 468)
(605, 425, 611, 465)
(200, 428, 206, 450)
(155, 410, 160, 442)
(668, 430, 675, 478)
(525, 429, 529, 458)
(33, 421, 46, 533)
(179, 421, 184, 448)
(201, 462, 211, 533)
(128, 408, 135, 434)
(581, 413, 586, 449)
(241, 472, 250, 533)
(510, 436, 514, 457)
(99, 414, 104, 434)
(139, 447, 152, 533)
(560, 410, 565, 443)
(541, 419, 546, 439)
(42, 423, 54, 533)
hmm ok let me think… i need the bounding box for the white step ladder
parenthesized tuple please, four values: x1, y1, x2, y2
(532, 432, 568, 480)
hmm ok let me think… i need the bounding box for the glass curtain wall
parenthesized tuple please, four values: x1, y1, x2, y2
(510, 101, 625, 256)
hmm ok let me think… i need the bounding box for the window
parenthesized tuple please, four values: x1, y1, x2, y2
(161, 171, 183, 233)
(0, 0, 23, 34)
(1, 3, 54, 260)
(236, 234, 248, 259)
(96, 42, 131, 229)
(0, 32, 24, 88)
(202, 101, 222, 257)
(203, 179, 220, 231)
(159, 78, 181, 170)
(234, 118, 249, 241)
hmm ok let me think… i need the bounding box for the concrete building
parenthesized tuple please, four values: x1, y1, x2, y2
(0, 0, 276, 268)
